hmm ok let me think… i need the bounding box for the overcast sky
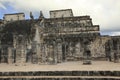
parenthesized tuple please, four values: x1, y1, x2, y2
(0, 0, 120, 35)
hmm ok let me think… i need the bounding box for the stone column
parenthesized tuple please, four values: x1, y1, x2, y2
(37, 43, 41, 64)
(32, 41, 39, 64)
(83, 38, 92, 65)
(43, 43, 47, 64)
(39, 43, 46, 64)
(48, 44, 54, 64)
(14, 35, 27, 66)
(74, 42, 81, 60)
(13, 35, 17, 49)
(8, 47, 13, 64)
(63, 42, 67, 62)
(21, 45, 26, 65)
(69, 42, 73, 57)
(16, 44, 26, 66)
(79, 42, 84, 59)
(67, 42, 74, 60)
(57, 39, 62, 63)
(66, 42, 71, 61)
(53, 41, 57, 64)
(15, 45, 21, 65)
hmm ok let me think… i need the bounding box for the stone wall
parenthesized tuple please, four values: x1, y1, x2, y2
(50, 9, 73, 18)
(1, 9, 120, 64)
(4, 13, 25, 22)
(90, 36, 110, 59)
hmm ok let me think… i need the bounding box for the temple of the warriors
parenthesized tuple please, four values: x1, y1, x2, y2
(0, 9, 120, 80)
(0, 9, 120, 65)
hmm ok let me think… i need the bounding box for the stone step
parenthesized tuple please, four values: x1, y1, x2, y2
(0, 71, 120, 76)
(0, 76, 120, 80)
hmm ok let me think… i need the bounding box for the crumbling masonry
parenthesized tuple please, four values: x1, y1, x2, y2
(0, 9, 120, 65)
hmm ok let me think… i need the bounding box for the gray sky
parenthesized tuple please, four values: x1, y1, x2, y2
(0, 0, 120, 35)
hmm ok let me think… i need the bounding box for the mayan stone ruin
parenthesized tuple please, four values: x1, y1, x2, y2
(0, 9, 120, 80)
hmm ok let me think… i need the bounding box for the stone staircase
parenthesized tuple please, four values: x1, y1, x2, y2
(0, 71, 120, 80)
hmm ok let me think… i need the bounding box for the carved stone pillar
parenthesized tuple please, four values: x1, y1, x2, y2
(15, 35, 27, 66)
(69, 42, 73, 57)
(37, 43, 41, 64)
(62, 42, 67, 62)
(57, 39, 62, 63)
(39, 43, 46, 64)
(74, 42, 81, 60)
(53, 41, 57, 64)
(79, 42, 84, 59)
(13, 34, 17, 49)
(48, 44, 54, 64)
(16, 44, 26, 66)
(21, 45, 26, 65)
(8, 47, 13, 64)
(67, 42, 74, 60)
(32, 41, 40, 64)
(43, 43, 47, 64)
(83, 38, 92, 65)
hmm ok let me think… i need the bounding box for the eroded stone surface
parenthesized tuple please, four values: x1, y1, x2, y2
(0, 9, 120, 65)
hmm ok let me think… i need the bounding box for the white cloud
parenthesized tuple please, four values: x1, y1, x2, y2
(110, 32, 120, 36)
(0, 0, 120, 35)
(0, 1, 6, 9)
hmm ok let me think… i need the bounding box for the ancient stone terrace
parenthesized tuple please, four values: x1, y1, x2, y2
(0, 61, 120, 80)
(0, 8, 120, 80)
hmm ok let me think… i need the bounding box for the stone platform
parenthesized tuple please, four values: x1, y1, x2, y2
(0, 61, 120, 80)
(0, 61, 120, 72)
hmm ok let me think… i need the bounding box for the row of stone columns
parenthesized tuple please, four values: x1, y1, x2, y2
(65, 39, 84, 61)
(44, 39, 63, 64)
(7, 44, 26, 66)
(30, 38, 63, 64)
(7, 37, 93, 65)
(106, 39, 120, 63)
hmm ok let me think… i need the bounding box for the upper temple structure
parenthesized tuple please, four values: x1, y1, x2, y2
(0, 9, 120, 65)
